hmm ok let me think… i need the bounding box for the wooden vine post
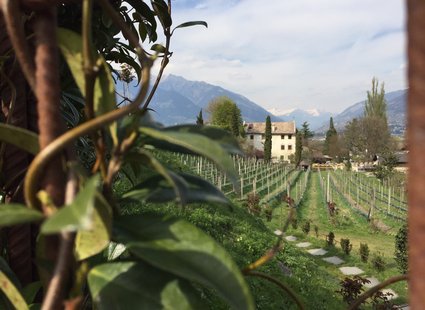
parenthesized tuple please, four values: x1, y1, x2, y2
(407, 0, 425, 307)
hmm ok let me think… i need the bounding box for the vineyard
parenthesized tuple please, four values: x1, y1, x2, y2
(168, 154, 408, 308)
(118, 152, 408, 308)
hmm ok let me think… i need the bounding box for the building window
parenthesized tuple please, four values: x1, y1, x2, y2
(288, 145, 292, 150)
(281, 145, 285, 150)
(250, 135, 254, 140)
(281, 135, 285, 139)
(261, 134, 265, 140)
(288, 134, 292, 139)
(280, 155, 284, 160)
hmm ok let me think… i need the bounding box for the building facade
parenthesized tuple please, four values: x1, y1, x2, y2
(245, 121, 296, 162)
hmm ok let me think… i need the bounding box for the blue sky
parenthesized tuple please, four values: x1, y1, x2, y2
(156, 0, 406, 114)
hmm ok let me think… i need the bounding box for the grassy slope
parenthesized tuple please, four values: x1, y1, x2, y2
(270, 171, 408, 307)
(115, 158, 407, 308)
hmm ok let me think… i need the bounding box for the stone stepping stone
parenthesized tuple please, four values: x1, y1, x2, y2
(285, 235, 297, 241)
(364, 277, 380, 288)
(339, 266, 364, 275)
(307, 248, 328, 256)
(380, 289, 398, 300)
(295, 242, 311, 248)
(322, 256, 344, 265)
(274, 229, 283, 236)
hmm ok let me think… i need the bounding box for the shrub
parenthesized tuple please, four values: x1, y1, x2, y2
(359, 243, 370, 263)
(395, 223, 408, 274)
(370, 290, 395, 309)
(371, 253, 386, 272)
(246, 193, 261, 215)
(314, 225, 319, 238)
(336, 276, 394, 308)
(291, 217, 298, 230)
(263, 205, 273, 222)
(326, 232, 335, 247)
(340, 238, 353, 255)
(302, 220, 311, 235)
(336, 275, 370, 305)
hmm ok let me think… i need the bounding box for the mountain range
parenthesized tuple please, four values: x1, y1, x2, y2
(271, 108, 333, 130)
(147, 75, 282, 124)
(118, 74, 406, 135)
(314, 89, 407, 135)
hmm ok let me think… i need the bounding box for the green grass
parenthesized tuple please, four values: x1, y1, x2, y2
(268, 171, 408, 307)
(114, 157, 408, 309)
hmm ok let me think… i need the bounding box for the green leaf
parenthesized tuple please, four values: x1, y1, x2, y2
(0, 204, 44, 228)
(126, 0, 157, 30)
(88, 261, 203, 309)
(122, 172, 230, 206)
(172, 21, 207, 34)
(41, 175, 99, 234)
(114, 215, 254, 310)
(139, 127, 238, 186)
(0, 272, 28, 310)
(57, 28, 116, 116)
(105, 51, 141, 83)
(75, 194, 112, 260)
(125, 149, 189, 204)
(106, 242, 127, 261)
(137, 18, 148, 42)
(0, 124, 39, 155)
(151, 0, 172, 28)
(21, 282, 41, 304)
(150, 43, 166, 53)
(163, 125, 243, 155)
(0, 257, 21, 291)
(95, 57, 116, 116)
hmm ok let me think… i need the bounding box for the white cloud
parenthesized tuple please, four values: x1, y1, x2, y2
(158, 0, 406, 113)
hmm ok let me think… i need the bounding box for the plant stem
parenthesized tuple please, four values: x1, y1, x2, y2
(41, 232, 75, 310)
(245, 271, 305, 310)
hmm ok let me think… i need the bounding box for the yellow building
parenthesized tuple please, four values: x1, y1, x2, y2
(245, 121, 296, 162)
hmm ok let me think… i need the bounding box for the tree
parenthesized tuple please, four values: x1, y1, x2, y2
(300, 121, 314, 146)
(324, 117, 338, 158)
(294, 129, 303, 166)
(365, 77, 387, 122)
(343, 117, 392, 160)
(196, 109, 204, 125)
(373, 151, 398, 183)
(207, 96, 243, 137)
(231, 108, 240, 136)
(264, 115, 272, 161)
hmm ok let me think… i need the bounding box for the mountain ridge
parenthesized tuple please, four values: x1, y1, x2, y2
(116, 75, 406, 134)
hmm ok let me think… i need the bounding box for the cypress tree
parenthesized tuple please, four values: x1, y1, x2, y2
(196, 109, 204, 125)
(230, 108, 239, 137)
(324, 117, 338, 157)
(295, 129, 302, 166)
(264, 116, 272, 161)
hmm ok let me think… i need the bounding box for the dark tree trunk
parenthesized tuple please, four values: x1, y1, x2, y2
(0, 11, 38, 286)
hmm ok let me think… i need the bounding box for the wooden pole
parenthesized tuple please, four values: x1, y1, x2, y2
(408, 0, 425, 305)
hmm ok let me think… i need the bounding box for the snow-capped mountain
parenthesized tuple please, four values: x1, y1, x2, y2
(272, 108, 333, 130)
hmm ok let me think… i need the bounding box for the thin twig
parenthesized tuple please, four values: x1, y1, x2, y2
(82, 0, 107, 178)
(41, 232, 76, 310)
(245, 271, 305, 310)
(243, 206, 294, 272)
(142, 0, 172, 110)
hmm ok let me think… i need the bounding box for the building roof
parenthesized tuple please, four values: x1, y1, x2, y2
(245, 121, 296, 134)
